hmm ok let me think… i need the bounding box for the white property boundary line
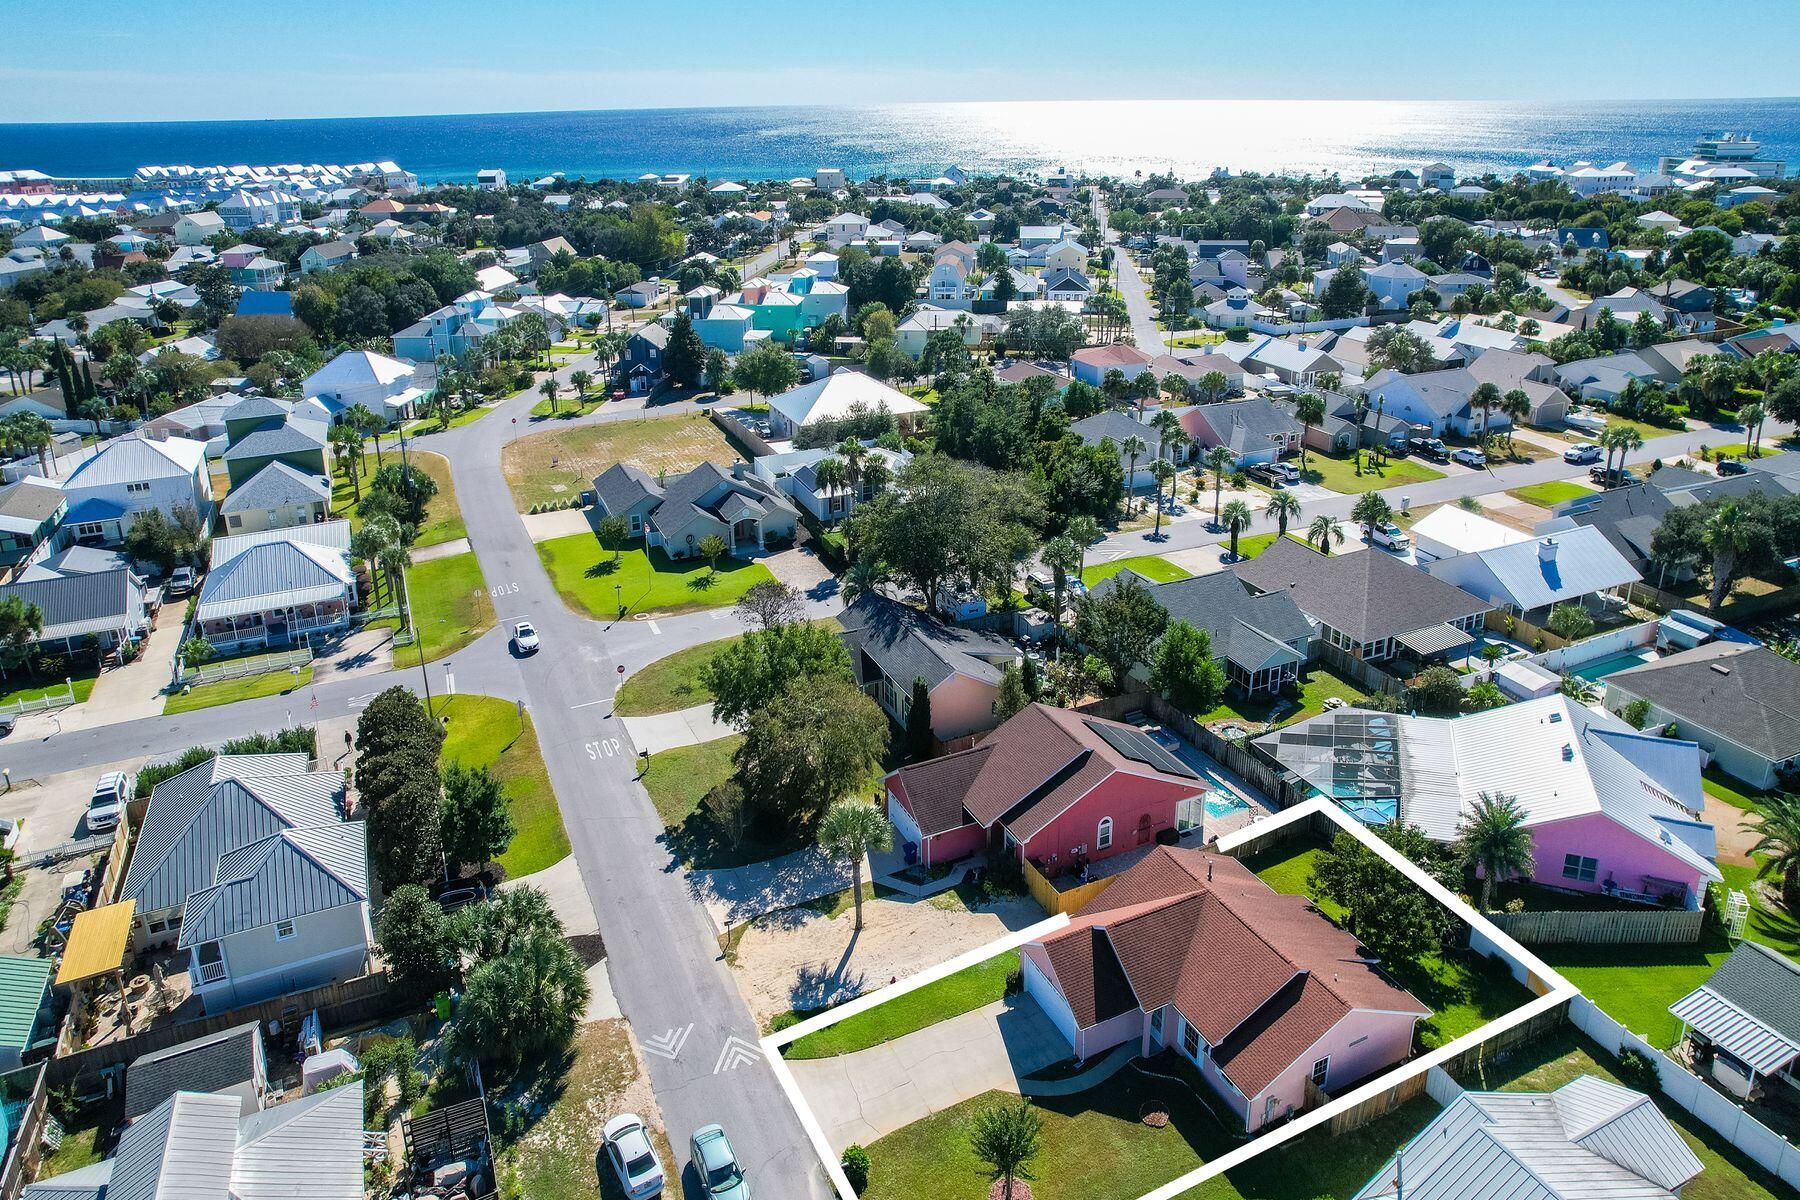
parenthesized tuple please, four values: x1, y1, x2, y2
(762, 797, 1580, 1200)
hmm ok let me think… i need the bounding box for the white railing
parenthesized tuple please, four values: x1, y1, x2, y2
(197, 960, 227, 985)
(178, 647, 312, 687)
(0, 678, 77, 716)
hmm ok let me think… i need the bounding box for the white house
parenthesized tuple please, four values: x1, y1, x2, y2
(57, 435, 212, 546)
(302, 349, 433, 426)
(766, 370, 929, 441)
(822, 212, 869, 246)
(477, 167, 507, 190)
(1423, 527, 1640, 621)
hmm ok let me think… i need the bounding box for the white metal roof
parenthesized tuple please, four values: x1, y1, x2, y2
(1670, 986, 1800, 1077)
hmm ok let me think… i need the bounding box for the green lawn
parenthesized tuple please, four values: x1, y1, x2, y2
(1191, 664, 1369, 729)
(1701, 766, 1772, 813)
(0, 668, 96, 709)
(1185, 1096, 1442, 1200)
(332, 449, 466, 547)
(1299, 452, 1443, 496)
(530, 392, 607, 419)
(783, 951, 1022, 1060)
(404, 402, 493, 434)
(1508, 480, 1595, 508)
(1083, 554, 1192, 587)
(164, 665, 313, 714)
(641, 735, 808, 869)
(1227, 532, 1313, 562)
(537, 534, 776, 618)
(406, 551, 495, 663)
(437, 694, 570, 879)
(615, 636, 731, 715)
(1246, 839, 1531, 1050)
(863, 1060, 1233, 1200)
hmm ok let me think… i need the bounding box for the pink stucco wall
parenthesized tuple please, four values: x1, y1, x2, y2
(1021, 773, 1200, 874)
(1524, 812, 1709, 902)
(885, 781, 986, 868)
(930, 673, 1003, 742)
(1247, 1009, 1420, 1132)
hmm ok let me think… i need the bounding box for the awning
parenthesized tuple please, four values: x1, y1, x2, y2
(56, 899, 136, 987)
(1396, 623, 1476, 659)
(1670, 985, 1800, 1077)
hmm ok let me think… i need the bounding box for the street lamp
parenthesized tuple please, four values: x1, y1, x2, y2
(614, 582, 624, 618)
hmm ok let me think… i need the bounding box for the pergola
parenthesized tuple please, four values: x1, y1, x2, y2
(55, 900, 138, 1036)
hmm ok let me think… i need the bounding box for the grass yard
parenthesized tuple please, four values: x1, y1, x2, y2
(0, 668, 97, 709)
(863, 1061, 1233, 1200)
(1299, 451, 1443, 496)
(530, 392, 607, 419)
(642, 735, 808, 869)
(1701, 766, 1772, 813)
(164, 665, 313, 714)
(501, 412, 736, 512)
(1186, 1095, 1442, 1200)
(495, 1019, 673, 1200)
(1190, 664, 1369, 729)
(783, 951, 1022, 1060)
(614, 636, 731, 715)
(1226, 532, 1314, 562)
(1508, 480, 1595, 508)
(405, 402, 495, 434)
(406, 551, 495, 663)
(437, 694, 570, 879)
(1464, 1028, 1795, 1200)
(1083, 554, 1193, 587)
(1246, 838, 1532, 1050)
(537, 534, 775, 618)
(332, 449, 466, 547)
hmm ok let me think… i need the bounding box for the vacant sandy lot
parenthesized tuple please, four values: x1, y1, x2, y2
(502, 413, 737, 510)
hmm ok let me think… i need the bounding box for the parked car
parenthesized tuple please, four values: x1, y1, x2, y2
(0, 712, 14, 738)
(1563, 442, 1602, 464)
(86, 771, 131, 833)
(690, 1125, 750, 1199)
(1407, 436, 1448, 461)
(1590, 464, 1636, 487)
(1369, 521, 1412, 552)
(165, 566, 197, 597)
(512, 620, 540, 654)
(1451, 447, 1487, 468)
(1718, 458, 1749, 476)
(1248, 461, 1301, 486)
(602, 1114, 666, 1198)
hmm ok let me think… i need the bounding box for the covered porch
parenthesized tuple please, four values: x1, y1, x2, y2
(198, 597, 351, 651)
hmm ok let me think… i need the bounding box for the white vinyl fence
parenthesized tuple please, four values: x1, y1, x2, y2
(1571, 995, 1800, 1190)
(0, 678, 78, 717)
(177, 647, 312, 688)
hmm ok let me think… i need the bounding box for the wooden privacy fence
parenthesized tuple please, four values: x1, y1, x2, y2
(1488, 906, 1705, 946)
(1085, 691, 1310, 810)
(1022, 856, 1114, 917)
(1317, 1070, 1428, 1137)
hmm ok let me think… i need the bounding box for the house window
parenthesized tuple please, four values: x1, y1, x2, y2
(1096, 817, 1113, 850)
(227, 514, 242, 528)
(1182, 1019, 1200, 1061)
(629, 514, 642, 533)
(125, 481, 151, 494)
(1149, 1008, 1164, 1038)
(275, 919, 296, 940)
(1310, 1056, 1330, 1088)
(1563, 854, 1598, 883)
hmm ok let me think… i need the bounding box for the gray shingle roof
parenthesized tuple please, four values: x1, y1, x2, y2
(219, 461, 331, 514)
(1095, 569, 1310, 673)
(839, 593, 1021, 690)
(1190, 398, 1301, 455)
(592, 462, 663, 515)
(1235, 539, 1489, 645)
(222, 423, 325, 462)
(127, 1023, 262, 1119)
(1607, 643, 1800, 762)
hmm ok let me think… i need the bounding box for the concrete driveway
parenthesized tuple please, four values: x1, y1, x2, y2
(790, 996, 1072, 1152)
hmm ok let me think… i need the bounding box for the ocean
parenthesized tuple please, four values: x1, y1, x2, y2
(2, 98, 1798, 186)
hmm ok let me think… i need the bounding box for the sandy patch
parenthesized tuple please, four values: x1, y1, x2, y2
(1705, 795, 1764, 867)
(730, 890, 1043, 1027)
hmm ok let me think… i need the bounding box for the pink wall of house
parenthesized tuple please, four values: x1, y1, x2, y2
(885, 783, 986, 868)
(930, 673, 1003, 742)
(1525, 812, 1710, 902)
(1248, 1009, 1420, 1132)
(1021, 773, 1200, 874)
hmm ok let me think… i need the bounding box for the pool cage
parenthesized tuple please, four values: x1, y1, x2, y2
(1259, 711, 1404, 825)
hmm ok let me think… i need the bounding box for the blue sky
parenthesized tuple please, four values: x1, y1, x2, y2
(6, 0, 1799, 123)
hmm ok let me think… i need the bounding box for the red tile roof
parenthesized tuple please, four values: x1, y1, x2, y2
(1031, 846, 1428, 1098)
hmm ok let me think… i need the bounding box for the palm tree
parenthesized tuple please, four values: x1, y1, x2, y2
(0, 595, 44, 682)
(1198, 370, 1228, 404)
(1455, 792, 1535, 912)
(1500, 389, 1532, 451)
(1065, 515, 1101, 581)
(1120, 435, 1148, 514)
(836, 437, 867, 500)
(841, 557, 889, 604)
(970, 1098, 1043, 1200)
(1748, 794, 1800, 912)
(351, 514, 409, 606)
(539, 376, 560, 414)
(1351, 492, 1393, 546)
(1470, 381, 1502, 442)
(817, 800, 892, 931)
(1041, 534, 1083, 646)
(1294, 391, 1326, 472)
(812, 456, 848, 521)
(1267, 490, 1302, 537)
(1703, 500, 1752, 613)
(1150, 459, 1176, 536)
(346, 404, 382, 469)
(1204, 444, 1235, 527)
(1739, 402, 1767, 457)
(569, 369, 592, 405)
(1309, 514, 1343, 555)
(697, 533, 729, 575)
(328, 425, 362, 502)
(1220, 498, 1253, 559)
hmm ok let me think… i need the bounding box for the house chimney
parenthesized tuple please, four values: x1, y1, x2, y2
(1205, 856, 1213, 881)
(1539, 537, 1559, 562)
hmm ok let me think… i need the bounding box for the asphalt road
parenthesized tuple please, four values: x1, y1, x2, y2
(1097, 197, 1167, 355)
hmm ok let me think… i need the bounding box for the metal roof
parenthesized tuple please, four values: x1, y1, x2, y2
(1396, 622, 1477, 658)
(0, 567, 142, 641)
(179, 823, 367, 946)
(194, 539, 351, 622)
(1669, 985, 1800, 1077)
(0, 955, 52, 1051)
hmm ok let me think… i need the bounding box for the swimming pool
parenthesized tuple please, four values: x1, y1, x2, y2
(1203, 790, 1249, 820)
(1569, 649, 1658, 682)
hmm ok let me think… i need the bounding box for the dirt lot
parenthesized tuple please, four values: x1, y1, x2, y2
(730, 888, 1043, 1028)
(501, 413, 738, 512)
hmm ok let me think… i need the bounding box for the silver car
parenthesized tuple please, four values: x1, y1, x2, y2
(690, 1124, 750, 1199)
(602, 1113, 665, 1197)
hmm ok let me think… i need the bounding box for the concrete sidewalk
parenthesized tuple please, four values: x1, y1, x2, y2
(622, 704, 735, 754)
(789, 997, 1070, 1152)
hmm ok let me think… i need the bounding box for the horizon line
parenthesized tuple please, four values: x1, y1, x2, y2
(5, 94, 1800, 130)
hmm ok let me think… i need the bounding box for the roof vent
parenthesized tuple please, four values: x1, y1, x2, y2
(1711, 663, 1732, 676)
(1561, 744, 1575, 762)
(1548, 711, 1564, 724)
(1539, 537, 1559, 562)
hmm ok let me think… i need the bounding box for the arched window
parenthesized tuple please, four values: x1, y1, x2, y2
(1096, 817, 1114, 851)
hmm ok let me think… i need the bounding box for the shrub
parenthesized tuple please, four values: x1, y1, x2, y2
(1005, 966, 1024, 996)
(1615, 1048, 1662, 1095)
(841, 1144, 871, 1194)
(768, 1011, 800, 1034)
(1622, 698, 1651, 729)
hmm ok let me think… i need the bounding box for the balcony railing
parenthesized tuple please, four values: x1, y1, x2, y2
(197, 960, 227, 985)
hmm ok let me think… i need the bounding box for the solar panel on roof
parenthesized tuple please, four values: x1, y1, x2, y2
(1083, 719, 1200, 779)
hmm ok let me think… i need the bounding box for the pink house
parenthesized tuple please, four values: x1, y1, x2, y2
(1022, 846, 1429, 1133)
(839, 594, 1025, 746)
(884, 704, 1207, 871)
